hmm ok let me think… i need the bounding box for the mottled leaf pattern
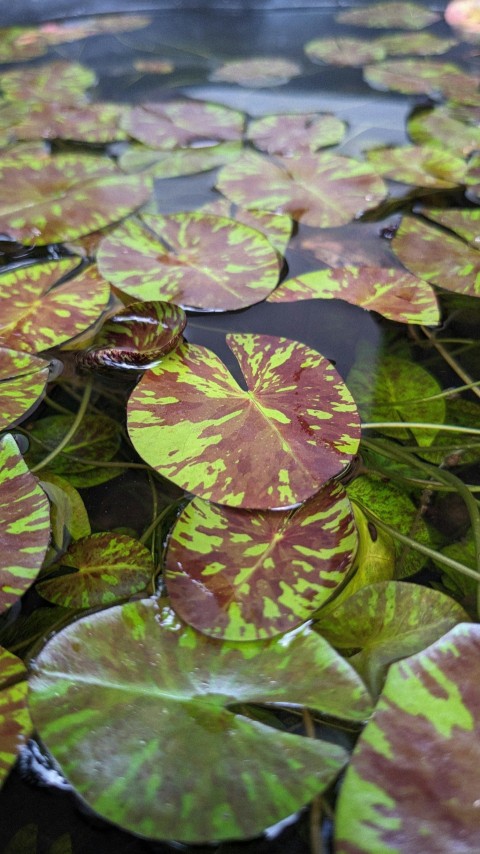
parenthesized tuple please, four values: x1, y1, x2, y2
(165, 481, 358, 640)
(200, 199, 293, 254)
(29, 599, 371, 842)
(247, 112, 346, 155)
(122, 99, 245, 149)
(0, 348, 51, 431)
(336, 2, 441, 29)
(128, 334, 360, 509)
(364, 59, 480, 100)
(305, 37, 386, 67)
(375, 32, 457, 56)
(210, 57, 302, 88)
(5, 101, 129, 144)
(408, 104, 480, 156)
(1, 62, 96, 105)
(119, 141, 242, 177)
(0, 646, 32, 785)
(365, 144, 467, 188)
(416, 207, 480, 248)
(0, 434, 50, 614)
(39, 474, 91, 564)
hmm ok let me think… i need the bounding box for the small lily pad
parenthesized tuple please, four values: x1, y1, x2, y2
(4, 101, 129, 144)
(1, 61, 96, 105)
(247, 112, 346, 155)
(210, 57, 302, 88)
(121, 99, 245, 149)
(365, 144, 467, 188)
(364, 59, 479, 100)
(305, 37, 386, 67)
(336, 2, 441, 29)
(0, 348, 52, 431)
(375, 32, 457, 56)
(408, 104, 480, 156)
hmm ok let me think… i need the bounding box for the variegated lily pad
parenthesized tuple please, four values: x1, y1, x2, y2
(407, 104, 480, 156)
(216, 150, 387, 228)
(364, 59, 480, 100)
(165, 481, 358, 640)
(365, 144, 467, 188)
(0, 646, 32, 785)
(119, 140, 242, 177)
(416, 206, 480, 247)
(0, 348, 52, 431)
(2, 101, 129, 144)
(375, 32, 457, 56)
(336, 2, 441, 29)
(210, 57, 302, 88)
(121, 99, 245, 149)
(97, 212, 281, 311)
(29, 599, 371, 842)
(305, 37, 386, 67)
(247, 112, 346, 156)
(0, 27, 47, 63)
(0, 434, 50, 615)
(200, 199, 293, 254)
(267, 266, 440, 325)
(127, 334, 360, 509)
(0, 61, 96, 105)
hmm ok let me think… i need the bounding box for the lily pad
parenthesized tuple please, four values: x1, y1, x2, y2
(0, 62, 96, 105)
(247, 112, 346, 156)
(335, 623, 480, 853)
(416, 206, 480, 248)
(127, 333, 360, 509)
(267, 266, 440, 325)
(2, 101, 129, 144)
(216, 150, 387, 228)
(97, 212, 281, 312)
(200, 199, 293, 255)
(37, 533, 154, 608)
(121, 99, 245, 149)
(336, 2, 441, 29)
(165, 481, 358, 640)
(39, 473, 91, 565)
(0, 348, 52, 431)
(209, 57, 302, 88)
(364, 59, 479, 100)
(79, 301, 186, 371)
(29, 599, 372, 842)
(375, 32, 457, 56)
(365, 144, 467, 188)
(0, 434, 50, 615)
(0, 646, 32, 785)
(304, 37, 386, 67)
(0, 27, 47, 63)
(119, 140, 242, 177)
(133, 59, 174, 74)
(0, 261, 110, 354)
(407, 104, 480, 156)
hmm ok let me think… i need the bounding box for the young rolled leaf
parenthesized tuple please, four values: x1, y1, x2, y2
(29, 599, 372, 843)
(336, 2, 441, 29)
(0, 61, 96, 105)
(364, 59, 479, 101)
(0, 646, 32, 786)
(165, 481, 358, 640)
(127, 333, 361, 509)
(97, 212, 281, 312)
(209, 57, 302, 88)
(335, 623, 480, 853)
(0, 348, 52, 431)
(267, 266, 440, 326)
(304, 37, 386, 67)
(121, 99, 245, 149)
(0, 434, 50, 615)
(247, 112, 346, 156)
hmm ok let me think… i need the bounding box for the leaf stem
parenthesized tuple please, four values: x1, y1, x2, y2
(362, 422, 480, 436)
(420, 326, 480, 401)
(31, 378, 93, 473)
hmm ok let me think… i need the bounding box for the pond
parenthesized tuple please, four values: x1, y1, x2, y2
(0, 1, 480, 852)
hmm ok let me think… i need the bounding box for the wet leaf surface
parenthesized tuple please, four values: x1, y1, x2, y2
(199, 199, 293, 254)
(336, 2, 441, 29)
(407, 104, 480, 156)
(247, 112, 346, 155)
(0, 646, 32, 785)
(305, 37, 386, 67)
(2, 101, 129, 144)
(209, 57, 303, 88)
(0, 348, 51, 431)
(0, 62, 96, 106)
(29, 599, 371, 842)
(121, 99, 245, 149)
(127, 334, 360, 509)
(365, 144, 467, 188)
(119, 140, 242, 177)
(165, 481, 358, 640)
(364, 58, 479, 100)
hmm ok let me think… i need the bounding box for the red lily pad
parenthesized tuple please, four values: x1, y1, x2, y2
(365, 144, 467, 188)
(247, 112, 346, 156)
(0, 61, 97, 106)
(0, 434, 51, 615)
(336, 2, 441, 29)
(375, 32, 457, 56)
(0, 261, 110, 353)
(209, 57, 302, 88)
(79, 301, 186, 371)
(407, 104, 480, 156)
(0, 348, 52, 431)
(127, 333, 361, 510)
(0, 646, 32, 785)
(364, 59, 480, 100)
(119, 140, 242, 177)
(97, 212, 281, 311)
(165, 481, 358, 640)
(267, 266, 440, 325)
(29, 599, 371, 843)
(417, 206, 480, 248)
(200, 199, 293, 254)
(216, 150, 387, 228)
(304, 37, 386, 67)
(2, 101, 129, 144)
(121, 99, 245, 149)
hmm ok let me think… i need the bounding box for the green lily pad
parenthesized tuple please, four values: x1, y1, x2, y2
(247, 112, 346, 156)
(336, 2, 441, 29)
(335, 623, 480, 853)
(209, 57, 302, 88)
(304, 37, 386, 67)
(267, 266, 440, 325)
(316, 581, 468, 697)
(37, 533, 154, 608)
(200, 199, 293, 255)
(364, 59, 479, 100)
(0, 434, 50, 615)
(0, 261, 110, 354)
(408, 104, 480, 156)
(0, 348, 52, 431)
(216, 150, 387, 228)
(127, 334, 360, 510)
(0, 61, 96, 105)
(365, 144, 467, 188)
(121, 99, 245, 149)
(165, 480, 358, 640)
(375, 32, 457, 56)
(97, 212, 281, 312)
(392, 215, 480, 297)
(3, 101, 129, 144)
(119, 140, 242, 177)
(29, 599, 372, 842)
(0, 646, 32, 785)
(39, 473, 91, 565)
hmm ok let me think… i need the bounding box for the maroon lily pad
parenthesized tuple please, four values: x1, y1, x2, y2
(200, 199, 293, 254)
(0, 348, 52, 431)
(0, 646, 32, 786)
(336, 2, 441, 29)
(364, 59, 480, 100)
(304, 37, 386, 67)
(0, 61, 97, 105)
(119, 140, 242, 178)
(2, 101, 129, 144)
(416, 206, 480, 248)
(209, 57, 303, 88)
(247, 112, 346, 156)
(121, 99, 245, 149)
(407, 104, 480, 156)
(375, 32, 457, 56)
(365, 144, 467, 188)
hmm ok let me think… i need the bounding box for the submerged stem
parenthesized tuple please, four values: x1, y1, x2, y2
(420, 326, 480, 402)
(31, 378, 93, 473)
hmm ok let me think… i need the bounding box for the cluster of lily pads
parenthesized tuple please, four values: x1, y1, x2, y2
(1, 2, 480, 851)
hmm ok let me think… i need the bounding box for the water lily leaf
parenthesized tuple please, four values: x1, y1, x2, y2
(375, 32, 457, 56)
(39, 473, 91, 565)
(365, 144, 467, 188)
(0, 646, 32, 785)
(247, 112, 346, 156)
(79, 301, 186, 371)
(97, 212, 281, 312)
(119, 140, 242, 177)
(408, 104, 480, 155)
(0, 146, 152, 246)
(216, 150, 387, 228)
(267, 266, 440, 325)
(0, 261, 110, 354)
(165, 480, 358, 640)
(417, 398, 480, 466)
(121, 99, 245, 149)
(0, 27, 47, 63)
(127, 334, 360, 510)
(305, 37, 386, 67)
(3, 101, 129, 144)
(0, 62, 96, 105)
(336, 2, 441, 29)
(29, 599, 372, 842)
(364, 59, 479, 100)
(316, 581, 468, 697)
(392, 214, 480, 297)
(0, 348, 51, 431)
(24, 414, 122, 488)
(416, 206, 480, 248)
(335, 623, 480, 853)
(37, 533, 154, 608)
(210, 57, 302, 88)
(434, 529, 478, 606)
(200, 199, 293, 255)
(133, 59, 174, 74)
(0, 434, 50, 615)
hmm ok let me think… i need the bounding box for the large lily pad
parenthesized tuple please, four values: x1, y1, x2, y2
(416, 206, 480, 248)
(0, 261, 110, 353)
(216, 150, 387, 228)
(209, 57, 302, 88)
(364, 59, 479, 100)
(2, 101, 129, 144)
(0, 646, 32, 785)
(267, 266, 440, 325)
(165, 481, 358, 640)
(127, 334, 360, 509)
(407, 104, 480, 156)
(304, 37, 386, 67)
(0, 434, 50, 615)
(29, 599, 372, 842)
(335, 623, 480, 853)
(0, 348, 51, 431)
(336, 2, 441, 29)
(97, 212, 281, 311)
(119, 140, 242, 178)
(200, 199, 293, 255)
(365, 144, 467, 188)
(121, 99, 245, 149)
(0, 62, 96, 105)
(247, 112, 346, 156)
